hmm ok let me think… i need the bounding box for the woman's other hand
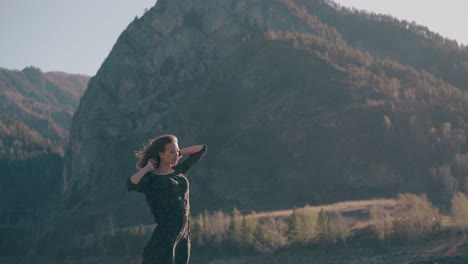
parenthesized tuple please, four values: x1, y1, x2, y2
(145, 159, 157, 171)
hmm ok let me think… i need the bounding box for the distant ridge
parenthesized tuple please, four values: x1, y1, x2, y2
(0, 66, 89, 160)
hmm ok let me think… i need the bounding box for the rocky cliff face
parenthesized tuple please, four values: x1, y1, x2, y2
(63, 0, 468, 222)
(64, 0, 329, 208)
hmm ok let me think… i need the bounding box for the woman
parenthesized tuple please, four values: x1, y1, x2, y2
(127, 134, 207, 264)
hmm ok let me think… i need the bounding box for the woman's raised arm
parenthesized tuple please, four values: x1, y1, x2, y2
(177, 144, 207, 174)
(129, 159, 154, 184)
(179, 145, 205, 156)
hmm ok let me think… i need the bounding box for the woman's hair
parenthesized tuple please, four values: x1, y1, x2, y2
(135, 134, 178, 169)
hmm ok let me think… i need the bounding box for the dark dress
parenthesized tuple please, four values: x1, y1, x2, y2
(127, 145, 207, 264)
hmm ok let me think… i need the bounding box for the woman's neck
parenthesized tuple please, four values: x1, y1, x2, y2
(155, 163, 174, 174)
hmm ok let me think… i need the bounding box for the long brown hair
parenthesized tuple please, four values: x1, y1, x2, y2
(135, 134, 178, 169)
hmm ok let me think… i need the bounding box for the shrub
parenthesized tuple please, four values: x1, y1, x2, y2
(451, 192, 468, 233)
(255, 217, 288, 253)
(316, 208, 334, 243)
(393, 193, 441, 241)
(288, 205, 318, 244)
(330, 211, 351, 248)
(370, 203, 394, 242)
(241, 212, 259, 246)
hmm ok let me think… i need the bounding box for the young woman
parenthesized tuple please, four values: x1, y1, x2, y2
(127, 134, 207, 264)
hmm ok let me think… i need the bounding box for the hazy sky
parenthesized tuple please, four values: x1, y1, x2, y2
(334, 0, 468, 44)
(0, 0, 156, 75)
(1, 0, 467, 76)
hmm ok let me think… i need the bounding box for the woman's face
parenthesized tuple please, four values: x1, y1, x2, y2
(159, 142, 180, 166)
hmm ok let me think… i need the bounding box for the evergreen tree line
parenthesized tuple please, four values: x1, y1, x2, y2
(265, 0, 468, 114)
(189, 206, 351, 254)
(49, 191, 468, 259)
(283, 0, 468, 92)
(0, 111, 64, 160)
(191, 192, 468, 252)
(0, 68, 87, 161)
(265, 29, 468, 114)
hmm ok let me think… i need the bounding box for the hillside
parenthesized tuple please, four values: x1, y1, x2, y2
(47, 0, 468, 261)
(35, 197, 468, 263)
(0, 66, 89, 160)
(0, 67, 89, 258)
(305, 0, 468, 91)
(62, 0, 468, 215)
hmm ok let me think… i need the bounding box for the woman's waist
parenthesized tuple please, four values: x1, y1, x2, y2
(156, 213, 190, 228)
(156, 203, 190, 217)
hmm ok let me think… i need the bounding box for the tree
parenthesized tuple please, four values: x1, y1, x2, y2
(191, 213, 205, 247)
(255, 217, 288, 253)
(393, 193, 441, 241)
(202, 210, 211, 245)
(288, 208, 301, 242)
(451, 192, 468, 237)
(331, 211, 351, 248)
(370, 203, 393, 245)
(227, 208, 243, 249)
(316, 208, 335, 243)
(241, 211, 259, 246)
(288, 206, 318, 244)
(209, 210, 230, 252)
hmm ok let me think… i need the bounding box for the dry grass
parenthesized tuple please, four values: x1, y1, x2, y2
(122, 198, 458, 234)
(119, 199, 395, 233)
(254, 199, 397, 231)
(255, 199, 396, 218)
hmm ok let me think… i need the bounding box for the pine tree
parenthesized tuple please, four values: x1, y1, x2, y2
(288, 206, 317, 244)
(202, 209, 211, 245)
(288, 208, 301, 243)
(370, 203, 393, 245)
(241, 211, 259, 246)
(451, 192, 468, 238)
(227, 207, 243, 251)
(316, 208, 334, 243)
(191, 213, 205, 247)
(331, 211, 351, 248)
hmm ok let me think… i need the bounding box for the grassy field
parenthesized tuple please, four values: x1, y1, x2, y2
(120, 197, 456, 233)
(37, 197, 466, 264)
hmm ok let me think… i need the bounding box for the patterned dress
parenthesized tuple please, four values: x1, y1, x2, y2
(127, 145, 207, 264)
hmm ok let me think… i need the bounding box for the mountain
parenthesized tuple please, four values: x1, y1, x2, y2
(0, 66, 89, 160)
(308, 0, 468, 91)
(0, 67, 89, 257)
(58, 0, 468, 250)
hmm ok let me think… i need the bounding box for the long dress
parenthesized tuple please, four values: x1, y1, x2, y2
(127, 145, 207, 264)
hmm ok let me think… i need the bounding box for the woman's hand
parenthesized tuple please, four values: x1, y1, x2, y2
(129, 159, 156, 185)
(145, 159, 157, 172)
